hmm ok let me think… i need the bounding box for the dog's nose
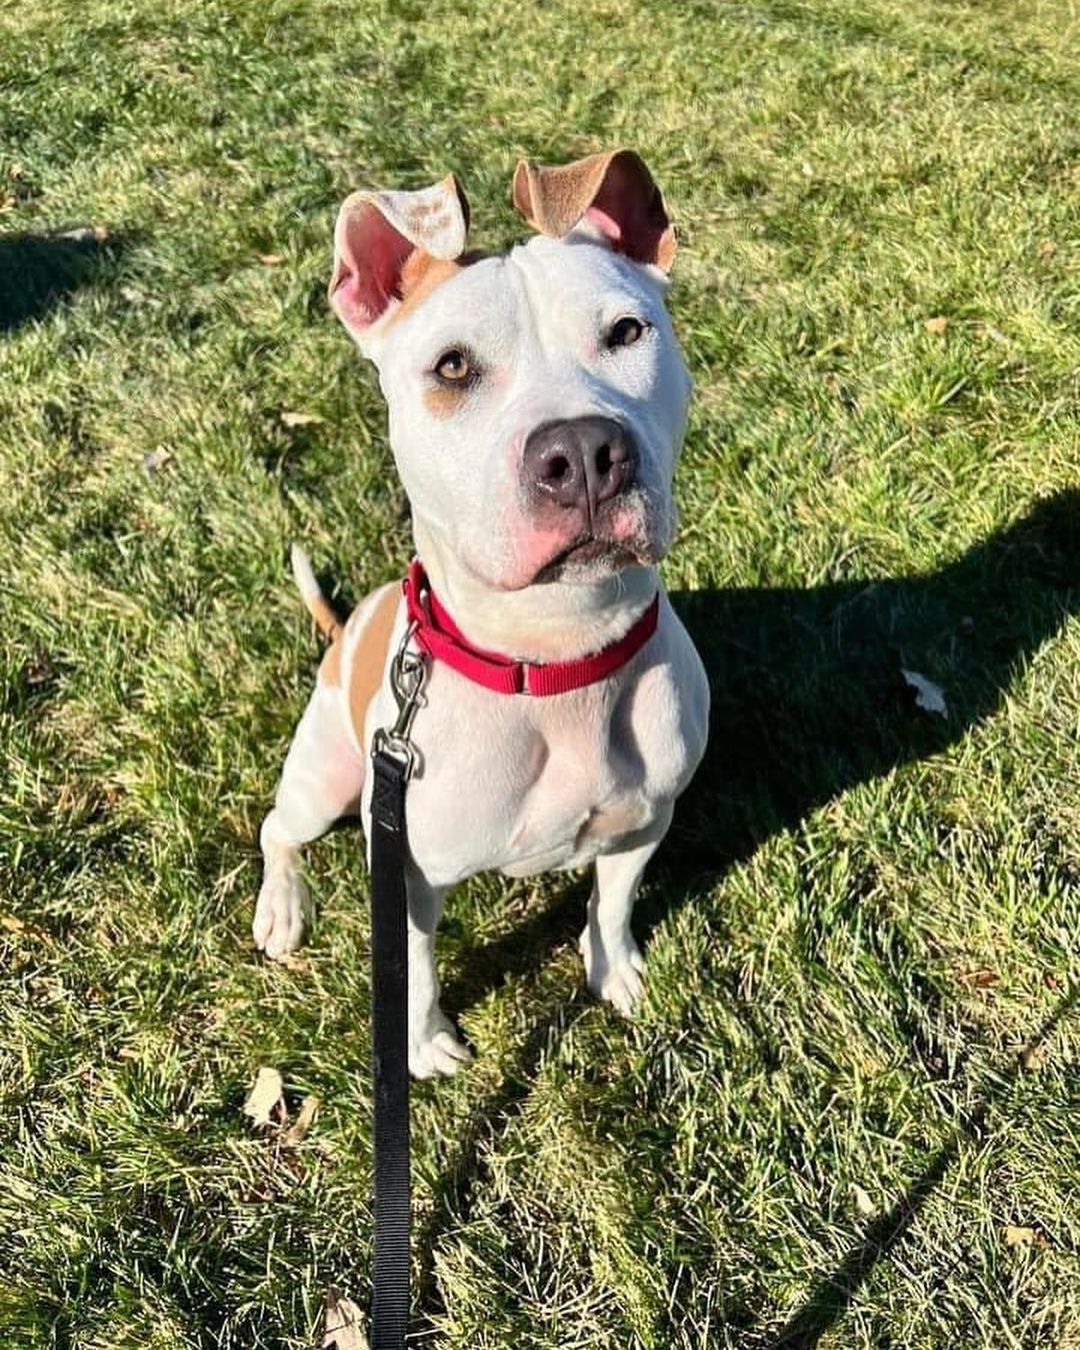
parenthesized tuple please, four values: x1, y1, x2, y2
(522, 417, 635, 515)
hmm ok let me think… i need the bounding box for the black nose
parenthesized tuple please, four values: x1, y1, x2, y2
(522, 417, 635, 516)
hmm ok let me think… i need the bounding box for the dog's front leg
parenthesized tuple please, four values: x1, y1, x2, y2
(580, 805, 674, 1016)
(255, 683, 365, 960)
(404, 864, 472, 1078)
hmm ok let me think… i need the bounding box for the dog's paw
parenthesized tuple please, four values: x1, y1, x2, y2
(409, 1011, 473, 1079)
(253, 868, 311, 961)
(580, 928, 646, 1017)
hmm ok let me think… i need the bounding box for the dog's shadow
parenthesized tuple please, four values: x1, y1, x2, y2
(422, 488, 1079, 1334)
(442, 487, 1079, 1008)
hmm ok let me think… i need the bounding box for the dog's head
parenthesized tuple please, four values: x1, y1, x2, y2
(329, 150, 692, 593)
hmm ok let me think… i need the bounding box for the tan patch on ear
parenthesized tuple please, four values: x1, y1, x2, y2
(348, 584, 402, 752)
(512, 148, 675, 271)
(384, 248, 488, 330)
(513, 151, 617, 238)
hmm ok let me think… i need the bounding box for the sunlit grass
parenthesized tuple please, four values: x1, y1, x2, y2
(1, 1, 1078, 1346)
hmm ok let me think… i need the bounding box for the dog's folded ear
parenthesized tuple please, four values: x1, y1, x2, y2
(512, 149, 675, 272)
(329, 174, 470, 345)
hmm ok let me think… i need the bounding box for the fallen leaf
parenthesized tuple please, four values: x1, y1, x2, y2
(243, 1066, 284, 1129)
(1044, 971, 1060, 992)
(980, 322, 1010, 345)
(259, 253, 285, 265)
(924, 315, 949, 334)
(852, 1184, 877, 1218)
(283, 1094, 320, 1145)
(141, 447, 173, 475)
(1003, 1224, 1048, 1249)
(279, 410, 324, 428)
(1019, 1042, 1045, 1072)
(959, 968, 999, 989)
(24, 650, 56, 685)
(323, 1288, 368, 1350)
(120, 285, 160, 309)
(0, 912, 52, 942)
(57, 225, 110, 243)
(902, 669, 948, 716)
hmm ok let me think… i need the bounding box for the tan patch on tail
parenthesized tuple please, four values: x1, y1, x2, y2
(309, 593, 344, 642)
(318, 633, 345, 688)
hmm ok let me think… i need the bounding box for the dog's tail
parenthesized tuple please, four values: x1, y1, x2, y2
(290, 543, 344, 642)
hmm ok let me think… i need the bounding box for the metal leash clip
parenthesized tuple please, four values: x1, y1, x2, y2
(371, 620, 427, 780)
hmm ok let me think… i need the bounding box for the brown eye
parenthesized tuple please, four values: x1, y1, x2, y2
(434, 348, 471, 382)
(607, 316, 646, 348)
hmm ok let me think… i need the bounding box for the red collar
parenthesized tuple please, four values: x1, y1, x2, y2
(402, 560, 659, 696)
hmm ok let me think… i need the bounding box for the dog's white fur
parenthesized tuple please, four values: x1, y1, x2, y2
(254, 156, 709, 1077)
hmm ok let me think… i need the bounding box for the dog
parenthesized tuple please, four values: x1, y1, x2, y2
(253, 149, 710, 1077)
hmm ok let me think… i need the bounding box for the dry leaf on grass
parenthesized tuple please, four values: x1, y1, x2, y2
(24, 650, 56, 685)
(323, 1288, 368, 1350)
(141, 447, 173, 475)
(924, 315, 949, 334)
(902, 669, 948, 716)
(243, 1066, 284, 1128)
(279, 410, 324, 428)
(0, 912, 52, 943)
(1019, 1042, 1046, 1072)
(852, 1184, 877, 1218)
(283, 1094, 320, 1145)
(959, 968, 999, 990)
(1003, 1224, 1048, 1249)
(274, 950, 311, 974)
(58, 225, 110, 243)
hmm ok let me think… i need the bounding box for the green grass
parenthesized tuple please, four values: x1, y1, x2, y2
(1, 0, 1079, 1345)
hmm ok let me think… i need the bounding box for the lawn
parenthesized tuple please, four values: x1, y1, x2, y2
(1, 0, 1078, 1346)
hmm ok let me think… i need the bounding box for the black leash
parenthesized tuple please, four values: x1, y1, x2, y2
(368, 625, 426, 1350)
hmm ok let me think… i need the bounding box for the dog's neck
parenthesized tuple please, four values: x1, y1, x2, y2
(413, 518, 659, 664)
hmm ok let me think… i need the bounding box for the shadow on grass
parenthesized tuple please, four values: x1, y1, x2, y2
(664, 486, 1080, 892)
(414, 990, 589, 1327)
(446, 488, 1080, 1009)
(423, 487, 1080, 1330)
(0, 228, 129, 332)
(769, 983, 1079, 1348)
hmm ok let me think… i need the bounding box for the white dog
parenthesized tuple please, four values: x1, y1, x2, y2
(253, 150, 710, 1077)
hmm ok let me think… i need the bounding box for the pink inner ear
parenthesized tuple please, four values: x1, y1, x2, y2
(330, 209, 415, 331)
(584, 205, 623, 245)
(588, 156, 673, 267)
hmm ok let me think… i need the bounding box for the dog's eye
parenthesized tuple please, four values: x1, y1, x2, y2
(607, 316, 647, 349)
(434, 349, 472, 383)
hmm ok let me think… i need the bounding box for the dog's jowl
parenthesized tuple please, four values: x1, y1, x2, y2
(253, 150, 710, 1078)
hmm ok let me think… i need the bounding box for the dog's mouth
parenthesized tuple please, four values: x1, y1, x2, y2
(532, 534, 650, 584)
(499, 485, 671, 589)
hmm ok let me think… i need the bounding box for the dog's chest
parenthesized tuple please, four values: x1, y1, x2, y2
(399, 663, 680, 887)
